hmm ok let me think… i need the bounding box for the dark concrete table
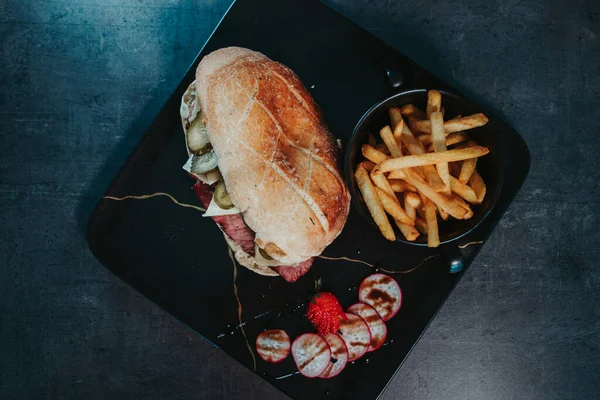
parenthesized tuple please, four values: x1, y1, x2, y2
(1, 0, 598, 399)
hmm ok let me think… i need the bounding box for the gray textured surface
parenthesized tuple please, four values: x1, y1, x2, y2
(1, 0, 599, 399)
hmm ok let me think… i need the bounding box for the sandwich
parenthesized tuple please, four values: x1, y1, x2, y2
(180, 47, 350, 282)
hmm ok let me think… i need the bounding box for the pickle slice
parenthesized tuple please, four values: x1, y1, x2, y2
(214, 180, 234, 210)
(187, 118, 210, 155)
(193, 142, 212, 156)
(258, 247, 274, 260)
(191, 148, 218, 174)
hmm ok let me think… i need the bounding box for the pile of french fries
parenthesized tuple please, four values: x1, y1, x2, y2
(354, 90, 489, 247)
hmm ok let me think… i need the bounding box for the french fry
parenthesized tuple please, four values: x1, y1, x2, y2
(355, 166, 395, 241)
(436, 204, 450, 221)
(395, 120, 425, 155)
(449, 192, 474, 220)
(426, 90, 442, 118)
(404, 192, 421, 221)
(393, 120, 403, 143)
(417, 190, 429, 206)
(469, 169, 487, 203)
(375, 146, 489, 173)
(401, 143, 409, 155)
(370, 167, 419, 240)
(380, 125, 403, 158)
(454, 191, 474, 219)
(417, 133, 433, 146)
(464, 207, 474, 219)
(370, 170, 396, 197)
(459, 157, 477, 183)
(430, 111, 451, 194)
(424, 199, 440, 247)
(388, 165, 444, 188)
(395, 218, 420, 241)
(404, 201, 416, 221)
(361, 144, 389, 164)
(400, 104, 427, 120)
(449, 161, 462, 177)
(375, 143, 391, 154)
(452, 140, 480, 186)
(389, 107, 404, 130)
(405, 192, 422, 209)
(449, 176, 478, 204)
(453, 139, 479, 150)
(423, 166, 445, 191)
(446, 132, 469, 146)
(371, 172, 414, 226)
(402, 168, 469, 219)
(411, 113, 489, 134)
(394, 122, 443, 189)
(388, 166, 444, 191)
(389, 179, 418, 193)
(414, 216, 428, 235)
(408, 116, 426, 133)
(440, 106, 445, 119)
(398, 192, 421, 241)
(416, 206, 426, 221)
(456, 193, 473, 213)
(375, 187, 414, 226)
(358, 160, 376, 172)
(368, 134, 377, 147)
(419, 131, 469, 147)
(394, 120, 425, 154)
(388, 169, 407, 180)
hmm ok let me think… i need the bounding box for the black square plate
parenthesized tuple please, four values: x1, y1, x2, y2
(87, 0, 530, 398)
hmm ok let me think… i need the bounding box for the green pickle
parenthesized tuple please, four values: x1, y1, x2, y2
(258, 247, 273, 260)
(214, 180, 234, 210)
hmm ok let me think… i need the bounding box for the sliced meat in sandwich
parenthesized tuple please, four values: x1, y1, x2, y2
(180, 47, 350, 282)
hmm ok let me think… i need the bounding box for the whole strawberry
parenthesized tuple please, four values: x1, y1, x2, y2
(307, 292, 346, 335)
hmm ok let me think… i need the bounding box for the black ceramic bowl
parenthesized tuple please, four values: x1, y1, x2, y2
(345, 89, 504, 247)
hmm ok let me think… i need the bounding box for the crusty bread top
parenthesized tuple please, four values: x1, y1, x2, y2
(196, 47, 350, 265)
